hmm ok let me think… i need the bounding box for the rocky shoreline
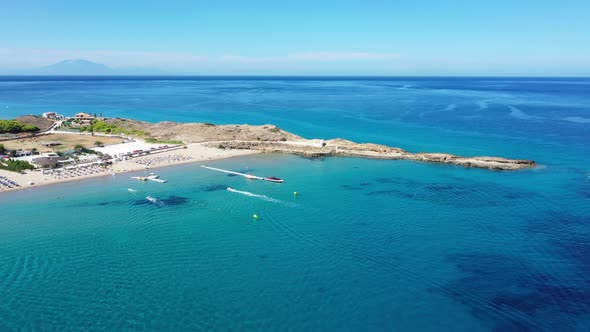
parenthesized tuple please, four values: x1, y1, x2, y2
(205, 139, 536, 170)
(106, 118, 536, 171)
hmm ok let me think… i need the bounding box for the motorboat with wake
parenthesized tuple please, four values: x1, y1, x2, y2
(264, 176, 284, 183)
(146, 174, 167, 183)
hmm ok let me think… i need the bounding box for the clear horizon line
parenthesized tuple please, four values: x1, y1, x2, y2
(0, 74, 589, 78)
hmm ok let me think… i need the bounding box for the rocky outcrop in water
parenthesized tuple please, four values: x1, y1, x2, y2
(208, 139, 536, 170)
(105, 118, 536, 170)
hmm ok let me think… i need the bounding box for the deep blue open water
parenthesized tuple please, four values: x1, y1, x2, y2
(1, 77, 589, 330)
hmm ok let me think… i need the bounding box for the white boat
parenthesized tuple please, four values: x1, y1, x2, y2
(131, 176, 148, 181)
(147, 174, 167, 183)
(146, 196, 158, 203)
(147, 176, 167, 183)
(131, 174, 166, 183)
(264, 176, 284, 183)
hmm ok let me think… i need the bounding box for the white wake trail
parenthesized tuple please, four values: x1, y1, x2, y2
(508, 105, 540, 120)
(226, 187, 294, 206)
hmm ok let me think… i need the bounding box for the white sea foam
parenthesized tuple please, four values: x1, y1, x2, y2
(444, 104, 457, 111)
(509, 106, 539, 120)
(475, 100, 489, 110)
(562, 116, 590, 124)
(533, 165, 547, 171)
(128, 188, 138, 192)
(419, 103, 456, 118)
(227, 187, 294, 206)
(146, 196, 164, 206)
(227, 187, 281, 202)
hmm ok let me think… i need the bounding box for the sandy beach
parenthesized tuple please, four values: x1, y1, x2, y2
(0, 143, 258, 194)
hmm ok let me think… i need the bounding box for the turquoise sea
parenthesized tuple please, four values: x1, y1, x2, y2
(1, 77, 589, 331)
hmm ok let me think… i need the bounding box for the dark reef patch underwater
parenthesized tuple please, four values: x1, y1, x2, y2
(200, 184, 229, 192)
(442, 208, 590, 331)
(133, 195, 190, 207)
(444, 251, 590, 331)
(524, 210, 590, 274)
(369, 175, 539, 208)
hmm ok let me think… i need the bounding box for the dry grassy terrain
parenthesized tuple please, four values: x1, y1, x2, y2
(15, 115, 55, 131)
(105, 118, 301, 143)
(2, 134, 125, 153)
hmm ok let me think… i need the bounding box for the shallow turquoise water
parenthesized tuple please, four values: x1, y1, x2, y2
(1, 77, 589, 330)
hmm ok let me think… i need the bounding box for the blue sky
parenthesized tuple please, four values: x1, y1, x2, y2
(1, 0, 589, 75)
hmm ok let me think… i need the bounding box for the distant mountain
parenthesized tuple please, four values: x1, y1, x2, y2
(34, 59, 113, 75)
(21, 59, 166, 75)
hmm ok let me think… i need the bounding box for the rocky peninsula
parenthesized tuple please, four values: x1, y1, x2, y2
(106, 118, 536, 170)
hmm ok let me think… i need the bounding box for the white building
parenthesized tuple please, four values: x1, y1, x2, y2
(42, 112, 64, 120)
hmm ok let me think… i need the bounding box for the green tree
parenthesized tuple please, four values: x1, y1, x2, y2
(22, 124, 39, 132)
(0, 159, 34, 173)
(0, 120, 39, 133)
(94, 140, 104, 147)
(74, 144, 85, 151)
(0, 144, 5, 154)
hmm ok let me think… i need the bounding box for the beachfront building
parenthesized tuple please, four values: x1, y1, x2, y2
(73, 112, 96, 125)
(31, 156, 69, 169)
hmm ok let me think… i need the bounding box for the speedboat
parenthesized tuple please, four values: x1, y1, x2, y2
(147, 174, 167, 183)
(264, 176, 284, 183)
(131, 176, 148, 181)
(146, 196, 158, 203)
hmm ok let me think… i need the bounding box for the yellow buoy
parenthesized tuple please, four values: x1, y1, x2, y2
(253, 214, 259, 219)
(294, 191, 298, 196)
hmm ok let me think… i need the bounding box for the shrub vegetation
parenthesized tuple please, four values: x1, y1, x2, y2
(80, 120, 146, 136)
(0, 159, 34, 173)
(0, 120, 39, 133)
(144, 137, 184, 145)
